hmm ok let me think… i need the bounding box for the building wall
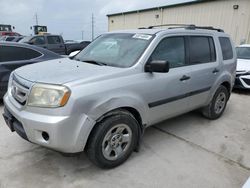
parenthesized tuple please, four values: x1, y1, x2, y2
(108, 0, 250, 45)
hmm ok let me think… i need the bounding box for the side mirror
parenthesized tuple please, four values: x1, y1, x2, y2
(145, 60, 169, 73)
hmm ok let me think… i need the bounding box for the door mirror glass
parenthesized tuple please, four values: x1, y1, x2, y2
(145, 60, 169, 73)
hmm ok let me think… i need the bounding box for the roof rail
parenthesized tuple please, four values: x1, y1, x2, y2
(139, 24, 224, 32)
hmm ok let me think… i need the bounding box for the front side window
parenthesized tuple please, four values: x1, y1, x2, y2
(74, 33, 153, 68)
(189, 36, 216, 64)
(0, 46, 42, 62)
(219, 37, 233, 60)
(150, 37, 185, 68)
(31, 36, 46, 45)
(47, 36, 61, 44)
(236, 47, 250, 60)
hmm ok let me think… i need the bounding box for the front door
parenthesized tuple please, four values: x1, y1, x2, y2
(143, 36, 192, 125)
(47, 36, 65, 55)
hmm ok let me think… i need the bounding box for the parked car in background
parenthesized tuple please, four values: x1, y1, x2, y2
(19, 35, 67, 55)
(0, 36, 24, 42)
(0, 31, 21, 37)
(65, 40, 91, 55)
(3, 26, 236, 168)
(19, 35, 90, 55)
(0, 42, 62, 98)
(235, 44, 250, 89)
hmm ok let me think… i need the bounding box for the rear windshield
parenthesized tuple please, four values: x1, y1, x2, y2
(236, 47, 250, 60)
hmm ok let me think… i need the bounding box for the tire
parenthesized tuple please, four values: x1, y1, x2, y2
(86, 110, 139, 169)
(202, 85, 229, 120)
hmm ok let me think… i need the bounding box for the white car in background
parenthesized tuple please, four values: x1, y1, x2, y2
(235, 44, 250, 89)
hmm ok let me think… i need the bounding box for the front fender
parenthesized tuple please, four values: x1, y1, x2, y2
(87, 96, 148, 125)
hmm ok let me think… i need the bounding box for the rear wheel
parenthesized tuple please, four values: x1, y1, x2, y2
(86, 110, 139, 168)
(202, 85, 229, 120)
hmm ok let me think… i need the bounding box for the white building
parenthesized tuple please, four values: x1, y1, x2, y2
(107, 0, 250, 45)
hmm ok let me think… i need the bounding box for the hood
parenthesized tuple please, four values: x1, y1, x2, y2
(14, 58, 128, 85)
(237, 58, 250, 72)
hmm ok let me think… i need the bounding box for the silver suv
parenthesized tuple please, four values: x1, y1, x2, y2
(3, 25, 236, 168)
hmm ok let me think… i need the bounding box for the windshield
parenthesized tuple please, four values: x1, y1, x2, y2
(74, 33, 153, 68)
(0, 25, 11, 31)
(236, 47, 250, 60)
(19, 36, 33, 43)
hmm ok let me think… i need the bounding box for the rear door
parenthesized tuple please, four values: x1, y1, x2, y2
(186, 35, 220, 109)
(47, 35, 66, 55)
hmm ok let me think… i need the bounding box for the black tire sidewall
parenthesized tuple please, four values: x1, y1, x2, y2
(87, 112, 139, 168)
(209, 86, 229, 119)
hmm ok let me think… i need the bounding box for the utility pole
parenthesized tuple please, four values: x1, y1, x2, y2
(35, 13, 39, 25)
(91, 13, 94, 41)
(81, 30, 84, 40)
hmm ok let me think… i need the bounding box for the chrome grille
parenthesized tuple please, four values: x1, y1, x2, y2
(11, 74, 32, 105)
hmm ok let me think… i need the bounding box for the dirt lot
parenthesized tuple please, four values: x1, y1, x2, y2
(0, 91, 250, 188)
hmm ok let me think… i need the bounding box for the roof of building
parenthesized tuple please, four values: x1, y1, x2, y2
(107, 0, 217, 17)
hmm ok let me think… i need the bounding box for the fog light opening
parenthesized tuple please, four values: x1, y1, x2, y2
(42, 131, 49, 141)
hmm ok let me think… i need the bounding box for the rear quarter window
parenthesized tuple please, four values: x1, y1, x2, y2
(0, 46, 42, 62)
(219, 37, 233, 60)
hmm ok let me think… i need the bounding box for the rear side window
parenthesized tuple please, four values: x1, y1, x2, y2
(0, 46, 42, 62)
(47, 36, 61, 44)
(189, 36, 216, 64)
(219, 37, 233, 60)
(150, 37, 186, 68)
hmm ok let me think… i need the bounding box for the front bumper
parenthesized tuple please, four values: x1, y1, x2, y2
(3, 94, 96, 153)
(234, 75, 250, 89)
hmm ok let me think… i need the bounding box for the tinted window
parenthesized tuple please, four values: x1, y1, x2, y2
(219, 37, 233, 60)
(47, 36, 61, 44)
(189, 36, 216, 64)
(0, 46, 42, 62)
(6, 37, 15, 41)
(31, 36, 45, 45)
(236, 47, 250, 59)
(150, 37, 185, 68)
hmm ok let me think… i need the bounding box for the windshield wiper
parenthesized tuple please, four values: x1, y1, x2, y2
(81, 59, 107, 66)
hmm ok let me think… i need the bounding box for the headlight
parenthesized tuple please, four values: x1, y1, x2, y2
(27, 84, 71, 108)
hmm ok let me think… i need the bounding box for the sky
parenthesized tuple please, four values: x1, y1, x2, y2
(0, 0, 192, 41)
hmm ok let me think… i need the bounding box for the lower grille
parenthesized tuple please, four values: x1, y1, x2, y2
(242, 78, 250, 85)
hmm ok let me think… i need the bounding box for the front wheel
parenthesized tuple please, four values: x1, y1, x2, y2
(86, 110, 139, 168)
(202, 85, 229, 120)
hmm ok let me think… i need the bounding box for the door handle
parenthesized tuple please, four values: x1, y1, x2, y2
(213, 68, 220, 74)
(180, 75, 191, 81)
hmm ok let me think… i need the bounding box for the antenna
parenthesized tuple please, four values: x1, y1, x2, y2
(92, 13, 94, 41)
(35, 13, 39, 25)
